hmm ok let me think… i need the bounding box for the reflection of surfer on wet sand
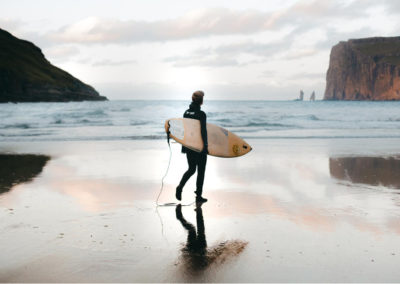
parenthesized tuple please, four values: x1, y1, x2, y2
(175, 204, 248, 279)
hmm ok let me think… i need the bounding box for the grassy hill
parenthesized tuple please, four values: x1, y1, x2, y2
(0, 28, 107, 102)
(350, 37, 400, 66)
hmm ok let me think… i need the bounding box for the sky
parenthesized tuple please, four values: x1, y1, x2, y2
(1, 0, 399, 100)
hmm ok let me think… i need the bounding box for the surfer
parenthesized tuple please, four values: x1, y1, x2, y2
(176, 90, 208, 203)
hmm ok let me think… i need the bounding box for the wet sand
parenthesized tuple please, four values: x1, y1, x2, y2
(1, 139, 400, 282)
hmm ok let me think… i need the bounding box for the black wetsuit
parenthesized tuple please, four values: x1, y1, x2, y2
(178, 102, 208, 197)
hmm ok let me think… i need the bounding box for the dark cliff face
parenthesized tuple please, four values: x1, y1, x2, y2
(0, 28, 107, 102)
(324, 37, 400, 101)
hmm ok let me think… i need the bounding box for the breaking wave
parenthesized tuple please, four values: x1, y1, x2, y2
(1, 100, 400, 142)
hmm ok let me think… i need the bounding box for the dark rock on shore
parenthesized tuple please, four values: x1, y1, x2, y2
(0, 28, 107, 102)
(324, 37, 400, 101)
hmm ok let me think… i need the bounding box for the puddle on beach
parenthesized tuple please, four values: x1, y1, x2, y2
(330, 156, 400, 189)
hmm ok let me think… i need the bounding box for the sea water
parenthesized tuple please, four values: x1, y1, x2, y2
(0, 100, 400, 142)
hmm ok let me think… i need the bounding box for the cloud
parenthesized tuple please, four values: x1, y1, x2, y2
(164, 55, 238, 68)
(0, 18, 23, 31)
(163, 36, 321, 68)
(39, 0, 400, 77)
(41, 0, 392, 69)
(47, 9, 280, 44)
(214, 40, 288, 58)
(44, 45, 80, 60)
(163, 39, 291, 68)
(379, 0, 400, 15)
(6, 0, 399, 48)
(49, 1, 372, 45)
(283, 49, 319, 60)
(288, 72, 325, 80)
(315, 27, 375, 50)
(260, 70, 325, 87)
(92, 59, 137, 67)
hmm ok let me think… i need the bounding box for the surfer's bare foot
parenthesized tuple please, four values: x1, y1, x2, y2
(176, 186, 182, 201)
(196, 196, 207, 203)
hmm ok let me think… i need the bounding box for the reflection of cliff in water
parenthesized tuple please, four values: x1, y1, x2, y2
(0, 154, 50, 194)
(330, 156, 400, 189)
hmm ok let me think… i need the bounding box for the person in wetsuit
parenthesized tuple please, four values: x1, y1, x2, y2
(176, 90, 208, 203)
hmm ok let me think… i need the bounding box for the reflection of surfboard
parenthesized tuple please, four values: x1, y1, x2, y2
(165, 118, 252, 158)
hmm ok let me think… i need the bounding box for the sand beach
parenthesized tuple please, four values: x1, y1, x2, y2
(1, 138, 400, 282)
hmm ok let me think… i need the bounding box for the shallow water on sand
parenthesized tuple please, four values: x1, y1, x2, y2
(1, 139, 400, 282)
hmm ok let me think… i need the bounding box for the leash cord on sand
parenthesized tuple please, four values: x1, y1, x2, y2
(156, 128, 195, 207)
(156, 134, 172, 206)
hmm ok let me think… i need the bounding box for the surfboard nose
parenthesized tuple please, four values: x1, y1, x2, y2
(242, 142, 252, 154)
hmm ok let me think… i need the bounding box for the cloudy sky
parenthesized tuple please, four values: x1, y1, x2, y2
(1, 0, 399, 100)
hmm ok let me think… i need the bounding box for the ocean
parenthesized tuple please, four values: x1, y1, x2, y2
(1, 100, 400, 142)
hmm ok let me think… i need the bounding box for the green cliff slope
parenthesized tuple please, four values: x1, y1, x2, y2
(0, 28, 107, 102)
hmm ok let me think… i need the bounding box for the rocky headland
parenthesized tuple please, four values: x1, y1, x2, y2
(0, 28, 107, 102)
(324, 37, 400, 100)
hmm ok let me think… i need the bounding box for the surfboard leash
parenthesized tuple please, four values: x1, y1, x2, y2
(156, 124, 195, 207)
(156, 128, 172, 206)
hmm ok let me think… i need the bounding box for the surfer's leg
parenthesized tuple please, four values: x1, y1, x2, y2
(182, 151, 197, 184)
(195, 154, 207, 200)
(176, 151, 197, 200)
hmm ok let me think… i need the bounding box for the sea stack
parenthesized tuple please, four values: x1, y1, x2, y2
(0, 28, 107, 102)
(324, 37, 400, 100)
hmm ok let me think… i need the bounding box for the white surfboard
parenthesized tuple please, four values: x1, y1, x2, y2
(165, 118, 252, 158)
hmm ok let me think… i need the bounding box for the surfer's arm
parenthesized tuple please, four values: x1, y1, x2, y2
(200, 112, 208, 152)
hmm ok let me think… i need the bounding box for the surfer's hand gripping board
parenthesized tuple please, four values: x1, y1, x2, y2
(165, 118, 252, 158)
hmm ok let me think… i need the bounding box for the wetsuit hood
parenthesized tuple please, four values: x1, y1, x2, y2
(189, 102, 201, 111)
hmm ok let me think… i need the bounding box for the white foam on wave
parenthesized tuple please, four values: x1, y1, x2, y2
(0, 100, 400, 142)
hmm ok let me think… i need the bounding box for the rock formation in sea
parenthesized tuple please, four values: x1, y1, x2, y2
(0, 28, 107, 102)
(310, 91, 315, 101)
(324, 37, 400, 100)
(294, 90, 304, 101)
